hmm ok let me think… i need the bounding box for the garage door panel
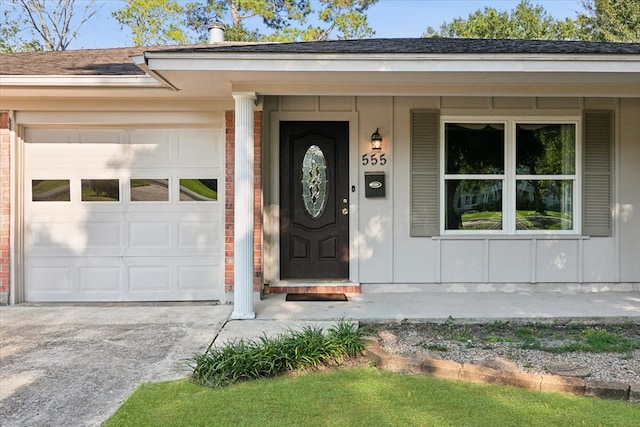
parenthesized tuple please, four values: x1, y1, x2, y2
(130, 129, 173, 142)
(77, 130, 127, 144)
(79, 266, 123, 292)
(85, 222, 123, 247)
(128, 266, 172, 292)
(177, 132, 220, 166)
(27, 221, 124, 256)
(27, 143, 129, 167)
(178, 265, 220, 291)
(128, 221, 172, 248)
(27, 128, 127, 144)
(27, 265, 74, 294)
(178, 221, 221, 249)
(129, 143, 173, 167)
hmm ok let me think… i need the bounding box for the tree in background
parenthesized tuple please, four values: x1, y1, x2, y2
(184, 0, 312, 42)
(113, 0, 377, 45)
(113, 0, 192, 47)
(424, 0, 639, 42)
(577, 0, 640, 42)
(1, 8, 43, 52)
(299, 0, 377, 41)
(424, 0, 578, 40)
(0, 0, 100, 52)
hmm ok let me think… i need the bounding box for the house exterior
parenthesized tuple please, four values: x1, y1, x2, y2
(1, 37, 639, 318)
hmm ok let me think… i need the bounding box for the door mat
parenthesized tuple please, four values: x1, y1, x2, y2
(285, 293, 349, 302)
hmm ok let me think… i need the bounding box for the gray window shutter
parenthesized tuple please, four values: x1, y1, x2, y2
(410, 110, 439, 236)
(583, 110, 613, 237)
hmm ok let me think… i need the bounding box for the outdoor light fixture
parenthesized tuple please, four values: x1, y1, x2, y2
(370, 128, 382, 150)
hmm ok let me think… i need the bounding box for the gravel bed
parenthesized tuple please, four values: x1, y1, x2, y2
(368, 321, 640, 384)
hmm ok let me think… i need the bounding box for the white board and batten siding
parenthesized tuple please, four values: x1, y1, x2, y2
(24, 128, 224, 302)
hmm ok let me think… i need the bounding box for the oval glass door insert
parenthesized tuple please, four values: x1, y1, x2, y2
(301, 145, 328, 218)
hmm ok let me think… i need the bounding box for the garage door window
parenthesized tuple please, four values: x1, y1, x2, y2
(179, 179, 217, 201)
(32, 180, 70, 202)
(130, 178, 169, 202)
(81, 179, 120, 202)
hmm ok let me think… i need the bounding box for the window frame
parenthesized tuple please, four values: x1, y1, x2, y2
(440, 116, 581, 236)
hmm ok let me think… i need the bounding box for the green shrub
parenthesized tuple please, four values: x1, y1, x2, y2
(190, 319, 364, 387)
(327, 319, 366, 357)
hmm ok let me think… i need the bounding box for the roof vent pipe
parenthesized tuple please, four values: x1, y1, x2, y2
(208, 21, 225, 43)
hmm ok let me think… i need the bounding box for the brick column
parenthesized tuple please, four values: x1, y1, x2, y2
(225, 111, 263, 297)
(0, 112, 10, 304)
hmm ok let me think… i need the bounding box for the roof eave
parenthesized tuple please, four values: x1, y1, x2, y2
(0, 75, 164, 87)
(142, 51, 640, 74)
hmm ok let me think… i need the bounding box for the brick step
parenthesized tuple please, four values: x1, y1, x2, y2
(266, 284, 360, 294)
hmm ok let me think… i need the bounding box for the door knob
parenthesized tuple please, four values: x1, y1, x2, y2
(341, 208, 349, 215)
(342, 198, 348, 204)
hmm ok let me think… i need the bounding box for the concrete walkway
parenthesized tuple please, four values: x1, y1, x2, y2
(1, 291, 639, 426)
(216, 291, 640, 343)
(253, 291, 640, 321)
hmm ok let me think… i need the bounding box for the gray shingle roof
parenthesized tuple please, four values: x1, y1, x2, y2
(167, 38, 640, 55)
(0, 45, 195, 76)
(1, 38, 638, 76)
(0, 47, 148, 76)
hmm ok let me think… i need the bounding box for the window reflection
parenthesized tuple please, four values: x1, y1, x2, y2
(179, 179, 217, 201)
(32, 180, 70, 201)
(516, 124, 575, 175)
(445, 123, 504, 174)
(445, 180, 503, 230)
(516, 180, 573, 230)
(130, 179, 169, 201)
(81, 179, 119, 202)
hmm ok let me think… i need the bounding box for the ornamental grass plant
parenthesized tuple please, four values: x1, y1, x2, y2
(190, 319, 364, 387)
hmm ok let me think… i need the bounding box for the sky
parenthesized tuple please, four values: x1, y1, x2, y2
(53, 0, 586, 50)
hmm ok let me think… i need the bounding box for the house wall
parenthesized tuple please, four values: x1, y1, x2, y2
(266, 95, 639, 292)
(618, 98, 640, 282)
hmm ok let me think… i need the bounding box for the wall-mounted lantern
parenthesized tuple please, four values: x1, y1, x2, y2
(370, 128, 383, 150)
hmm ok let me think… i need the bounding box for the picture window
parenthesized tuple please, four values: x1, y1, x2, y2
(442, 119, 578, 234)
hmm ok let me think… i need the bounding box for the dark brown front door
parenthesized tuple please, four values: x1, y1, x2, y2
(280, 121, 349, 279)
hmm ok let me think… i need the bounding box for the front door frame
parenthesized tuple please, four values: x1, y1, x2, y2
(267, 111, 359, 285)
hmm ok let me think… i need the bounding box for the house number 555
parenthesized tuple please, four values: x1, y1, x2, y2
(362, 153, 387, 166)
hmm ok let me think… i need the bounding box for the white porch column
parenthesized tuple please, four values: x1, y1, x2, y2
(231, 92, 257, 319)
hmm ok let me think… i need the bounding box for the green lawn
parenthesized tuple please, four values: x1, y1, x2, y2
(105, 368, 639, 427)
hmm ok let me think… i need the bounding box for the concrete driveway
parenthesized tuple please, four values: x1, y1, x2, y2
(0, 303, 231, 427)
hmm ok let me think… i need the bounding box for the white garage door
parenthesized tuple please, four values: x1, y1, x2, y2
(24, 128, 224, 302)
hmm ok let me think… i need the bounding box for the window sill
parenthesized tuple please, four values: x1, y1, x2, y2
(432, 235, 591, 240)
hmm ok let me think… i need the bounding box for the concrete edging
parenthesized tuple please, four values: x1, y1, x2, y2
(363, 336, 639, 403)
